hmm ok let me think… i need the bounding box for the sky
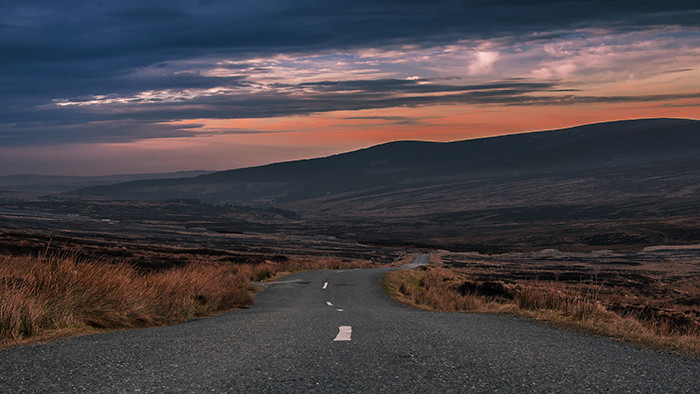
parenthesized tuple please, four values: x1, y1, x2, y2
(0, 0, 698, 175)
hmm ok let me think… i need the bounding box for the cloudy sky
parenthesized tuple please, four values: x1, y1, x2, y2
(1, 1, 698, 175)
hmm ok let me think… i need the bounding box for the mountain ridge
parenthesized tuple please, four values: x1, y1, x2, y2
(73, 118, 699, 206)
(0, 170, 210, 193)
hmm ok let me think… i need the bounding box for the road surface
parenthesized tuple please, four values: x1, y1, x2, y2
(1, 255, 698, 392)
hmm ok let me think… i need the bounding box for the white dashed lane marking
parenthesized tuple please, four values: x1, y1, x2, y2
(336, 309, 344, 312)
(326, 301, 333, 306)
(333, 326, 352, 341)
(322, 282, 328, 289)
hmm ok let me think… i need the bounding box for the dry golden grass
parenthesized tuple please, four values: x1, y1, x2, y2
(382, 267, 699, 355)
(0, 253, 367, 347)
(382, 267, 509, 313)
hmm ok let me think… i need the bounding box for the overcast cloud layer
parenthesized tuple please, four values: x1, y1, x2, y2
(0, 1, 698, 174)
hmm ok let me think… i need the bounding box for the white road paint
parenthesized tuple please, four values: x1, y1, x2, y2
(326, 301, 333, 306)
(322, 282, 328, 289)
(333, 326, 352, 341)
(336, 308, 344, 312)
(268, 279, 307, 285)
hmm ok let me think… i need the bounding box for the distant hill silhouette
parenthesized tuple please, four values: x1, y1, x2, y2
(0, 171, 210, 193)
(73, 118, 699, 209)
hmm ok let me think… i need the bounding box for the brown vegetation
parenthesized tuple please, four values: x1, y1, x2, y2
(383, 266, 699, 354)
(0, 252, 367, 347)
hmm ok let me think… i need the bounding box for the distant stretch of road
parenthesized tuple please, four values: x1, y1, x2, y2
(1, 254, 698, 392)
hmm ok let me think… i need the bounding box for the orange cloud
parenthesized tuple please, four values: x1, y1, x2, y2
(169, 98, 698, 153)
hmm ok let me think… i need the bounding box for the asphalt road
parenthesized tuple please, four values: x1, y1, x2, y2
(1, 255, 698, 392)
(401, 253, 430, 269)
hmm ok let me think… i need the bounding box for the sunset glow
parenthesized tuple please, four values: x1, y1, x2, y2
(0, 2, 698, 175)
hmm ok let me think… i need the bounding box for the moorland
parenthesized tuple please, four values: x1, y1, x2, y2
(1, 118, 698, 351)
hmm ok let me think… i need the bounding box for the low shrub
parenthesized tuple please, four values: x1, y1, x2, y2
(383, 267, 699, 354)
(1, 252, 366, 345)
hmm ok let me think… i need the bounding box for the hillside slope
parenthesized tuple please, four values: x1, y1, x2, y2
(0, 171, 209, 193)
(74, 118, 699, 209)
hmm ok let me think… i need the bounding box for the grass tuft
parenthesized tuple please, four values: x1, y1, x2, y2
(1, 252, 367, 347)
(383, 267, 699, 355)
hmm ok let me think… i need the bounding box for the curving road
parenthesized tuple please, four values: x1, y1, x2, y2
(1, 255, 698, 392)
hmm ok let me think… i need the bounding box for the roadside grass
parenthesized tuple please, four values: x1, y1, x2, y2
(382, 267, 699, 355)
(0, 252, 368, 348)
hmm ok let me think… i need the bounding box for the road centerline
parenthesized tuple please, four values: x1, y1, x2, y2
(326, 301, 333, 306)
(322, 282, 328, 289)
(333, 326, 352, 341)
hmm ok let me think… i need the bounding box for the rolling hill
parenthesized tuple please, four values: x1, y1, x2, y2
(0, 171, 210, 193)
(74, 118, 699, 213)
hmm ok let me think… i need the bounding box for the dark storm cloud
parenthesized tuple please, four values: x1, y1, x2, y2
(0, 119, 202, 146)
(0, 79, 556, 120)
(1, 0, 698, 146)
(342, 116, 434, 126)
(3, 1, 696, 78)
(296, 80, 556, 94)
(2, 77, 697, 146)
